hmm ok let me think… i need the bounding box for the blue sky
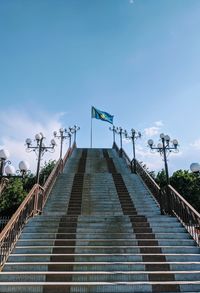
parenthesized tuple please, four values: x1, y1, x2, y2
(0, 0, 200, 174)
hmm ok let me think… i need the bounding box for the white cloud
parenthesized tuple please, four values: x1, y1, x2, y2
(154, 121, 163, 127)
(190, 138, 200, 150)
(144, 121, 164, 137)
(144, 126, 159, 137)
(0, 110, 69, 173)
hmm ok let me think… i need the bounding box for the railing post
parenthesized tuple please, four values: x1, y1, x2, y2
(159, 189, 164, 215)
(163, 185, 173, 216)
(33, 185, 39, 215)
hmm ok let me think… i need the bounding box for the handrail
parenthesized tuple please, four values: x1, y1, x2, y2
(0, 183, 43, 267)
(0, 144, 76, 268)
(167, 185, 200, 245)
(113, 143, 200, 245)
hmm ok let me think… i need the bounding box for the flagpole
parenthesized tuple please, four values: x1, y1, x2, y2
(90, 108, 93, 148)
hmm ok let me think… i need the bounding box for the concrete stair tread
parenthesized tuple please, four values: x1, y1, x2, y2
(1, 270, 200, 274)
(0, 281, 200, 282)
(15, 245, 198, 248)
(10, 253, 200, 256)
(6, 261, 200, 265)
(18, 238, 194, 243)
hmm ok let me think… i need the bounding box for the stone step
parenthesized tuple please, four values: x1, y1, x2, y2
(20, 232, 191, 239)
(4, 262, 200, 272)
(8, 253, 200, 262)
(30, 214, 179, 224)
(22, 227, 187, 233)
(0, 281, 200, 293)
(17, 239, 195, 246)
(25, 221, 183, 228)
(0, 271, 200, 282)
(13, 246, 200, 254)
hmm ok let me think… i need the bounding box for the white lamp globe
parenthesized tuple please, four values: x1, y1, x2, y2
(35, 133, 42, 141)
(160, 133, 165, 139)
(165, 135, 170, 142)
(190, 163, 200, 173)
(157, 143, 162, 149)
(26, 138, 32, 145)
(19, 161, 29, 172)
(148, 139, 154, 146)
(173, 139, 178, 146)
(51, 139, 56, 146)
(0, 149, 10, 160)
(5, 165, 15, 176)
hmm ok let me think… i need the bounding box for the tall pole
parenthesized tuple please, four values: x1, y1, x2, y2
(113, 128, 115, 144)
(90, 117, 93, 148)
(36, 138, 43, 184)
(60, 134, 64, 159)
(119, 128, 123, 157)
(162, 138, 170, 185)
(132, 132, 136, 173)
(69, 133, 72, 149)
(0, 160, 4, 176)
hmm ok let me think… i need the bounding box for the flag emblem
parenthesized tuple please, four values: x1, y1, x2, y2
(91, 106, 113, 124)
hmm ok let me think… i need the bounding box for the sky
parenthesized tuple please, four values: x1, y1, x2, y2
(0, 0, 200, 175)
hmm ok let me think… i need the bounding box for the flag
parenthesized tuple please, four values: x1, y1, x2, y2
(91, 106, 114, 124)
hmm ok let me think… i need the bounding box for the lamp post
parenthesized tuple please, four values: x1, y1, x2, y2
(115, 127, 126, 157)
(0, 149, 30, 179)
(53, 128, 71, 159)
(124, 129, 141, 173)
(25, 133, 56, 184)
(109, 125, 116, 145)
(148, 133, 179, 185)
(69, 125, 80, 145)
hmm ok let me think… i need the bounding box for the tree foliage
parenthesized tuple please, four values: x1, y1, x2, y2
(155, 169, 200, 212)
(0, 160, 56, 217)
(0, 178, 26, 216)
(169, 170, 200, 212)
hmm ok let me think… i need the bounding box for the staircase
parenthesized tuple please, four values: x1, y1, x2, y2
(0, 148, 200, 292)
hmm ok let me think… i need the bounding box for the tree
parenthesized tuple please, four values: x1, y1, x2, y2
(170, 170, 200, 212)
(155, 169, 167, 188)
(0, 160, 56, 217)
(0, 178, 26, 216)
(155, 169, 200, 213)
(39, 160, 56, 185)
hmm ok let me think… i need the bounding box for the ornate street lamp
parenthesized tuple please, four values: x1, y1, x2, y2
(0, 149, 30, 179)
(109, 125, 116, 145)
(148, 133, 179, 185)
(53, 128, 71, 159)
(69, 125, 80, 145)
(25, 133, 56, 184)
(124, 129, 141, 173)
(115, 127, 126, 157)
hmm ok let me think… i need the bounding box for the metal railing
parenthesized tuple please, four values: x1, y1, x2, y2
(167, 185, 200, 245)
(0, 217, 10, 232)
(0, 144, 75, 268)
(113, 142, 200, 245)
(0, 183, 43, 267)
